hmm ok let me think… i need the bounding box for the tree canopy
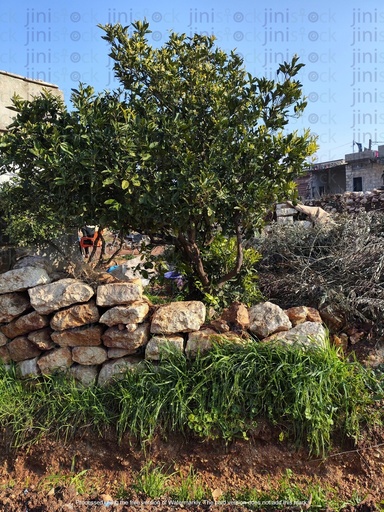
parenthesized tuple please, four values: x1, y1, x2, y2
(0, 20, 317, 299)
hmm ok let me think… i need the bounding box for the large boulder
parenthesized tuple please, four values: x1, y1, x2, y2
(0, 292, 31, 323)
(1, 311, 50, 339)
(7, 336, 42, 362)
(69, 364, 99, 387)
(27, 328, 56, 351)
(99, 302, 149, 327)
(96, 282, 143, 307)
(284, 306, 308, 326)
(151, 301, 206, 334)
(28, 279, 94, 314)
(0, 333, 7, 347)
(264, 321, 327, 348)
(185, 328, 217, 358)
(71, 346, 108, 366)
(221, 302, 250, 331)
(51, 324, 104, 347)
(37, 347, 73, 374)
(101, 323, 150, 352)
(0, 345, 10, 363)
(145, 335, 184, 361)
(0, 267, 51, 294)
(50, 301, 100, 331)
(97, 357, 143, 387)
(13, 255, 54, 275)
(17, 357, 41, 379)
(249, 302, 292, 339)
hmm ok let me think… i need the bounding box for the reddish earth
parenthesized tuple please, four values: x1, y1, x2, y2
(0, 422, 383, 512)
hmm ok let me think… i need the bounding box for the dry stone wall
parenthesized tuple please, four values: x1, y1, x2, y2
(0, 266, 331, 387)
(275, 190, 384, 226)
(304, 189, 384, 214)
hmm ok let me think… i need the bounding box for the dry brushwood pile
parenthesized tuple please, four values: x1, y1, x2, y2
(255, 211, 384, 340)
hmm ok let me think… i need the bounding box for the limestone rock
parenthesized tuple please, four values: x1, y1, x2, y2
(51, 324, 103, 347)
(71, 346, 108, 366)
(69, 364, 99, 387)
(7, 336, 42, 362)
(319, 306, 345, 331)
(221, 302, 250, 330)
(185, 328, 216, 358)
(0, 345, 10, 363)
(305, 307, 323, 323)
(249, 302, 292, 339)
(151, 301, 206, 334)
(28, 278, 94, 315)
(97, 357, 143, 387)
(0, 292, 31, 323)
(101, 323, 150, 352)
(17, 357, 40, 378)
(28, 328, 56, 351)
(285, 306, 308, 326)
(96, 282, 143, 307)
(37, 347, 72, 374)
(209, 319, 230, 333)
(13, 255, 53, 275)
(1, 311, 50, 339)
(0, 266, 51, 294)
(99, 302, 150, 327)
(0, 332, 7, 347)
(107, 348, 132, 359)
(264, 321, 327, 348)
(145, 335, 184, 361)
(50, 301, 100, 331)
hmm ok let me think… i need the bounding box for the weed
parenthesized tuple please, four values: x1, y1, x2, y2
(132, 462, 171, 499)
(39, 469, 90, 495)
(169, 466, 208, 502)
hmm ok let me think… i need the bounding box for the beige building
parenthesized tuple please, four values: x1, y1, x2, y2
(298, 145, 384, 199)
(0, 70, 63, 133)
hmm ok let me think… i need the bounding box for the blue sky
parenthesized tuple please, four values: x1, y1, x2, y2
(1, 0, 384, 162)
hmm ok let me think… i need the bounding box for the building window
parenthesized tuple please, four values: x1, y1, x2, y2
(353, 177, 363, 191)
(318, 186, 325, 196)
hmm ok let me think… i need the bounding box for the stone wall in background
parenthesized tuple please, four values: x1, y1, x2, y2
(304, 189, 384, 214)
(275, 189, 384, 226)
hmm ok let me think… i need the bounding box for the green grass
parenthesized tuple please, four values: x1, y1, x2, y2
(113, 464, 370, 511)
(0, 338, 382, 456)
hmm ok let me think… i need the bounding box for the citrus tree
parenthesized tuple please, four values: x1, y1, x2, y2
(0, 20, 317, 298)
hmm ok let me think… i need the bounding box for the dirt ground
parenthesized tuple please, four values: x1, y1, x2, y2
(0, 420, 384, 512)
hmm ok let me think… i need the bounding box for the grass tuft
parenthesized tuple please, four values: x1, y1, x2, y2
(0, 338, 382, 456)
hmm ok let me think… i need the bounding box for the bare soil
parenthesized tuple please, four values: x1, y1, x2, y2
(0, 420, 383, 512)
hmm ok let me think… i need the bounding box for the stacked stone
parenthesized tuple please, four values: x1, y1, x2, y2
(0, 266, 331, 388)
(304, 189, 384, 214)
